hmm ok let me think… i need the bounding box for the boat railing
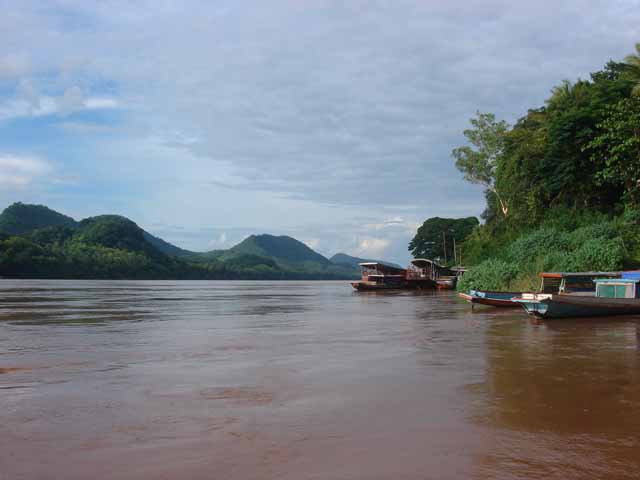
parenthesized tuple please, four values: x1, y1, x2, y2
(519, 293, 552, 301)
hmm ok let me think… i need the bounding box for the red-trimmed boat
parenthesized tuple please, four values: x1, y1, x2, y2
(350, 262, 408, 291)
(458, 290, 523, 308)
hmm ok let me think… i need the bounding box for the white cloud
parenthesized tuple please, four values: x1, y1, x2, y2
(0, 154, 51, 187)
(84, 97, 120, 110)
(1, 0, 639, 262)
(57, 86, 85, 114)
(354, 238, 392, 258)
(0, 89, 120, 122)
(303, 238, 320, 250)
(207, 232, 229, 249)
(0, 53, 30, 79)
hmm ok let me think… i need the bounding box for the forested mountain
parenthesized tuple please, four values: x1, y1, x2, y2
(0, 202, 78, 235)
(0, 203, 358, 280)
(222, 234, 331, 267)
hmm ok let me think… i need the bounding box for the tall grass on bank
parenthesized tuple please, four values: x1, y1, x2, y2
(457, 209, 640, 292)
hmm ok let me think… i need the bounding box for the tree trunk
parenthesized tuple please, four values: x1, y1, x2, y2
(491, 187, 509, 217)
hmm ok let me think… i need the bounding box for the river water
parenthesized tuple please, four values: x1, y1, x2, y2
(1, 280, 639, 480)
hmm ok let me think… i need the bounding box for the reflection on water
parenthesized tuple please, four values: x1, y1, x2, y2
(1, 280, 639, 480)
(473, 317, 640, 479)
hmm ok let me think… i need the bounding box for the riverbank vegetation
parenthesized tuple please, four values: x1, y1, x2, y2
(453, 44, 640, 292)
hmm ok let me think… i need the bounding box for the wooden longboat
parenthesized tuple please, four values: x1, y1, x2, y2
(514, 293, 640, 318)
(351, 262, 408, 291)
(512, 272, 638, 319)
(458, 290, 522, 308)
(460, 271, 620, 310)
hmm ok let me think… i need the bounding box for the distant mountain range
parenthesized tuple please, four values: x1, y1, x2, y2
(329, 253, 402, 269)
(0, 202, 396, 280)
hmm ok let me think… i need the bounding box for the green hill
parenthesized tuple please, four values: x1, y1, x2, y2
(0, 203, 357, 280)
(0, 203, 191, 258)
(76, 215, 167, 260)
(222, 234, 332, 268)
(0, 202, 78, 235)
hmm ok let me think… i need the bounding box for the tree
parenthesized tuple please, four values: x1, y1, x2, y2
(586, 96, 640, 204)
(624, 42, 640, 97)
(408, 217, 479, 262)
(452, 112, 510, 217)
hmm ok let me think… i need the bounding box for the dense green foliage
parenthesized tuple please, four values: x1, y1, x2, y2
(222, 235, 331, 266)
(0, 203, 358, 280)
(0, 202, 77, 235)
(453, 45, 640, 291)
(458, 213, 635, 291)
(408, 217, 479, 263)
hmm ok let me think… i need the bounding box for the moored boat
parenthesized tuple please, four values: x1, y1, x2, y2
(513, 273, 640, 319)
(461, 271, 620, 311)
(351, 262, 408, 291)
(458, 289, 523, 307)
(405, 259, 438, 289)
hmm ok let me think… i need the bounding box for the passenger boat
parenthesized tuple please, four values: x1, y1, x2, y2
(461, 271, 620, 310)
(458, 290, 523, 308)
(405, 259, 438, 289)
(350, 258, 467, 292)
(351, 262, 408, 291)
(512, 271, 632, 319)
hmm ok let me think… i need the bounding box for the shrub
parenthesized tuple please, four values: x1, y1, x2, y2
(457, 259, 518, 291)
(505, 228, 570, 265)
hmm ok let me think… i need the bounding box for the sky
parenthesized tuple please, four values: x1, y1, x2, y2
(1, 0, 639, 264)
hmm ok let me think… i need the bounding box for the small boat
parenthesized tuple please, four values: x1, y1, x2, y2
(405, 259, 438, 289)
(513, 272, 640, 319)
(458, 290, 523, 308)
(351, 262, 408, 291)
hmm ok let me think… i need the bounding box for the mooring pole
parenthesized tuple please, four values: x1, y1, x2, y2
(443, 231, 447, 265)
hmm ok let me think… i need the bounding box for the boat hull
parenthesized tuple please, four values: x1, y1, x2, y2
(458, 290, 522, 308)
(514, 294, 640, 319)
(436, 278, 457, 290)
(406, 278, 437, 290)
(351, 281, 406, 291)
(459, 290, 522, 308)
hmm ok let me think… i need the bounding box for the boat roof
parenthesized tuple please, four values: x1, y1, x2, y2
(410, 258, 441, 268)
(539, 271, 620, 278)
(450, 266, 467, 273)
(359, 262, 406, 274)
(595, 278, 639, 284)
(622, 270, 640, 279)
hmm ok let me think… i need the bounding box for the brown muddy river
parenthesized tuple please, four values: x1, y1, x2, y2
(1, 280, 639, 480)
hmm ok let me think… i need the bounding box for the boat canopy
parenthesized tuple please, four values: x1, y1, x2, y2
(410, 258, 442, 268)
(539, 271, 620, 294)
(539, 272, 620, 278)
(622, 270, 640, 280)
(358, 262, 406, 275)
